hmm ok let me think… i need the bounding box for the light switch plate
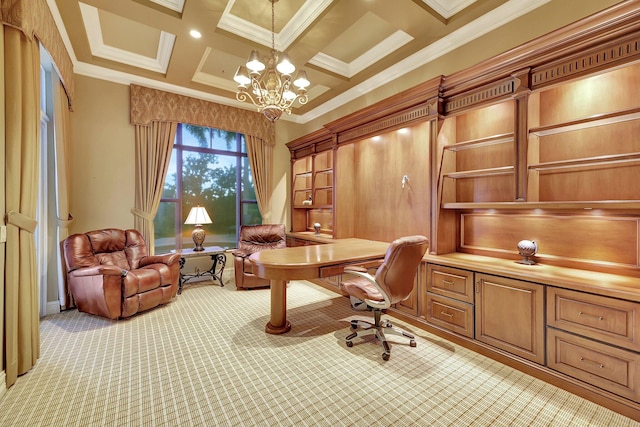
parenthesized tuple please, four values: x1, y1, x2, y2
(0, 225, 6, 243)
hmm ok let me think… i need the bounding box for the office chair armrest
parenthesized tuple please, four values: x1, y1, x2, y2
(342, 269, 391, 309)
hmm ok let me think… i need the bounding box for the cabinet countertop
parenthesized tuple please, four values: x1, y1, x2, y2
(424, 252, 640, 303)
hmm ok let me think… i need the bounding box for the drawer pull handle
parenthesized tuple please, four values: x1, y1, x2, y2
(440, 311, 454, 318)
(580, 357, 604, 369)
(442, 280, 454, 286)
(578, 311, 604, 321)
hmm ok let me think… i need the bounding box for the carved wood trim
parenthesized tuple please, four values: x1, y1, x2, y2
(531, 32, 640, 89)
(336, 101, 436, 145)
(286, 128, 335, 160)
(444, 78, 515, 115)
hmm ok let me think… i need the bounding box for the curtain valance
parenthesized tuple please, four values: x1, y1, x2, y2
(1, 0, 75, 107)
(130, 84, 275, 146)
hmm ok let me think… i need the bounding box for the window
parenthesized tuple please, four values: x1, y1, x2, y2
(154, 124, 261, 253)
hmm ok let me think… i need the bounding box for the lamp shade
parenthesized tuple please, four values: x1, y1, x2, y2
(184, 206, 212, 225)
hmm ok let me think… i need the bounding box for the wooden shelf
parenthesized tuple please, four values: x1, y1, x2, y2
(294, 171, 312, 178)
(442, 200, 640, 210)
(444, 133, 514, 151)
(315, 168, 333, 175)
(529, 107, 640, 137)
(529, 153, 640, 172)
(444, 166, 515, 179)
(293, 188, 312, 193)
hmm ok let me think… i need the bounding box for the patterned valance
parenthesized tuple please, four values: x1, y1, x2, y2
(130, 84, 275, 146)
(1, 0, 75, 107)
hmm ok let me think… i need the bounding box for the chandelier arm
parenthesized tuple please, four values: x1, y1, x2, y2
(234, 0, 310, 120)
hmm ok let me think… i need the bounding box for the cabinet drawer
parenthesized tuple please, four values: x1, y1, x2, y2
(427, 264, 474, 304)
(547, 287, 640, 352)
(547, 328, 640, 402)
(425, 293, 474, 338)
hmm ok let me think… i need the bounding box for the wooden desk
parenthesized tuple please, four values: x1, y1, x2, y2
(249, 238, 390, 334)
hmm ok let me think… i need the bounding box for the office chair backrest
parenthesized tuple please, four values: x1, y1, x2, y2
(375, 235, 429, 305)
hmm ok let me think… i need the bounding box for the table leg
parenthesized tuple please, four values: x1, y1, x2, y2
(178, 257, 186, 295)
(265, 279, 291, 334)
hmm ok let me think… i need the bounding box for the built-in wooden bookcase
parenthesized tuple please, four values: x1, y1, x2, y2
(527, 62, 640, 205)
(287, 130, 336, 236)
(439, 101, 516, 204)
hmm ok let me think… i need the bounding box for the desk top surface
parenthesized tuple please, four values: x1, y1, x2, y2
(250, 238, 389, 269)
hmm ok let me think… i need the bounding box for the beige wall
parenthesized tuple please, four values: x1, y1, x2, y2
(69, 75, 135, 235)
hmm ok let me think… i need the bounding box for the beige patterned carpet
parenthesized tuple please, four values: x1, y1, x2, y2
(0, 271, 638, 427)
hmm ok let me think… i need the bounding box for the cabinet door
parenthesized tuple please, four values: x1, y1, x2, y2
(475, 273, 545, 364)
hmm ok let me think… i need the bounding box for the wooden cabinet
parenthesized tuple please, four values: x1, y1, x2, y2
(548, 328, 640, 403)
(424, 264, 475, 338)
(475, 273, 545, 364)
(392, 262, 422, 316)
(547, 287, 640, 352)
(547, 287, 640, 402)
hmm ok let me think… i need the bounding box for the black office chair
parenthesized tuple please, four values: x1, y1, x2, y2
(340, 235, 429, 360)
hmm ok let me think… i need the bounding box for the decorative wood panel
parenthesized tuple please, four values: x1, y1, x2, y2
(460, 213, 639, 267)
(350, 122, 431, 242)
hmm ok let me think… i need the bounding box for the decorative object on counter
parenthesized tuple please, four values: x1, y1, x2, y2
(184, 205, 212, 251)
(302, 194, 312, 205)
(401, 175, 409, 189)
(517, 239, 538, 265)
(313, 223, 321, 235)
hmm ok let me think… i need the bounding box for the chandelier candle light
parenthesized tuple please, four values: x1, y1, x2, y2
(184, 205, 212, 251)
(233, 0, 310, 122)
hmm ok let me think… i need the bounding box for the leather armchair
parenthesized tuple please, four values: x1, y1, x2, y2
(232, 224, 286, 290)
(62, 228, 181, 319)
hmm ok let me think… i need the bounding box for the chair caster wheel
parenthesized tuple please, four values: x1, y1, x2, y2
(410, 340, 416, 347)
(346, 341, 353, 347)
(382, 352, 390, 361)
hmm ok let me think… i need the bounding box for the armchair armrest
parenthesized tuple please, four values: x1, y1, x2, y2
(140, 253, 180, 267)
(69, 265, 122, 277)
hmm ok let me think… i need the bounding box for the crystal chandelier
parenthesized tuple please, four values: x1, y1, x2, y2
(233, 0, 310, 122)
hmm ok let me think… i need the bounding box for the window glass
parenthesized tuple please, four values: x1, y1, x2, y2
(154, 124, 260, 254)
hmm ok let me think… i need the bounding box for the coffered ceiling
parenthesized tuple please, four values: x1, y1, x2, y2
(49, 0, 553, 123)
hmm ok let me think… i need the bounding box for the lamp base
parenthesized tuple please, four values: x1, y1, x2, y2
(192, 225, 206, 251)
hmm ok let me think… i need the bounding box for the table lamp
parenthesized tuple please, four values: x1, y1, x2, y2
(184, 205, 212, 251)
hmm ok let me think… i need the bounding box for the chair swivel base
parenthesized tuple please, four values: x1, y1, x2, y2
(345, 310, 416, 361)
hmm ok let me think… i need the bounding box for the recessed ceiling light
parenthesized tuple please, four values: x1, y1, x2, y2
(190, 30, 201, 39)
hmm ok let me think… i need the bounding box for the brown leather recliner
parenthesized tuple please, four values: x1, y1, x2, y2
(232, 224, 286, 290)
(62, 228, 181, 319)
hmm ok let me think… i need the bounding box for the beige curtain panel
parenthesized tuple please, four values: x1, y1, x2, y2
(3, 24, 41, 388)
(132, 121, 178, 252)
(246, 135, 274, 222)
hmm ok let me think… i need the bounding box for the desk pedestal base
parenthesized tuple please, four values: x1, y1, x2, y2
(265, 279, 291, 334)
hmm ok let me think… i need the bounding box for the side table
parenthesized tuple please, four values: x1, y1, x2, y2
(173, 246, 226, 294)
